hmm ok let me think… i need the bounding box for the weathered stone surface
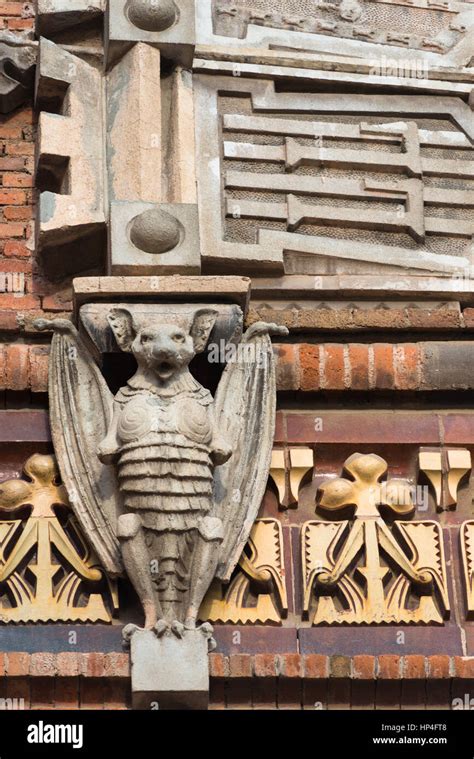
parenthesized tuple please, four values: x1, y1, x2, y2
(35, 39, 105, 273)
(110, 202, 201, 275)
(165, 68, 197, 204)
(73, 276, 251, 312)
(198, 0, 474, 67)
(107, 43, 162, 204)
(36, 0, 105, 35)
(247, 301, 463, 332)
(194, 70, 473, 277)
(126, 0, 178, 32)
(130, 628, 210, 710)
(107, 0, 195, 67)
(79, 302, 243, 354)
(250, 275, 474, 305)
(0, 33, 36, 114)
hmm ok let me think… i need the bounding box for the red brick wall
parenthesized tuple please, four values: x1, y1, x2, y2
(0, 2, 71, 404)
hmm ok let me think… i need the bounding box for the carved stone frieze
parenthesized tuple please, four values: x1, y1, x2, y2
(0, 455, 117, 623)
(461, 521, 474, 618)
(303, 453, 450, 625)
(195, 72, 473, 277)
(201, 0, 474, 66)
(200, 518, 288, 624)
(35, 39, 106, 273)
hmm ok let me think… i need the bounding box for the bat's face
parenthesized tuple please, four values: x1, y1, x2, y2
(132, 324, 195, 381)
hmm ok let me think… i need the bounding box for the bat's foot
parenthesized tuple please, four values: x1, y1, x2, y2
(154, 619, 169, 638)
(171, 620, 185, 639)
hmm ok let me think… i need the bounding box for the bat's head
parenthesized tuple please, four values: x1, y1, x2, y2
(107, 308, 218, 382)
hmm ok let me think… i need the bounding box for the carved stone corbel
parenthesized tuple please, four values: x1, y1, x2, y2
(35, 276, 286, 709)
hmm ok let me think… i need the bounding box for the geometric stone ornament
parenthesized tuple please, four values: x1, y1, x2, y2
(109, 202, 201, 275)
(303, 453, 450, 625)
(35, 39, 106, 274)
(0, 34, 36, 114)
(106, 0, 196, 67)
(419, 447, 471, 511)
(201, 0, 474, 67)
(199, 519, 288, 624)
(461, 521, 474, 620)
(195, 71, 474, 276)
(269, 447, 314, 510)
(34, 31, 198, 278)
(0, 455, 117, 623)
(35, 302, 287, 709)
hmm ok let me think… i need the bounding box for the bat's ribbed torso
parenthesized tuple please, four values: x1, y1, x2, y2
(114, 374, 215, 532)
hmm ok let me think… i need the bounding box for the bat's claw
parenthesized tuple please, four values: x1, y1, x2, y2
(171, 620, 185, 639)
(154, 619, 169, 638)
(243, 322, 289, 342)
(33, 317, 75, 334)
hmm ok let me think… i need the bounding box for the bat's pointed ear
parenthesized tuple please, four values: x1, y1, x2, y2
(190, 309, 218, 354)
(107, 308, 137, 353)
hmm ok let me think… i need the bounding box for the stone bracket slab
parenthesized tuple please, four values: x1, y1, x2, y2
(130, 628, 210, 710)
(73, 276, 251, 315)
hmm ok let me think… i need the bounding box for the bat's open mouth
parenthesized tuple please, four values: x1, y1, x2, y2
(156, 361, 175, 379)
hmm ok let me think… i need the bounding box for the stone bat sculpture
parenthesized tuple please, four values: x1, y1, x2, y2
(35, 310, 287, 641)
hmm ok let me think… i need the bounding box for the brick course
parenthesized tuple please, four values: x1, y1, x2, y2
(0, 653, 470, 709)
(5, 340, 474, 393)
(274, 342, 474, 393)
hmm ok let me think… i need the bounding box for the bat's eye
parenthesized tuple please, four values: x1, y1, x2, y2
(141, 335, 152, 343)
(172, 333, 185, 343)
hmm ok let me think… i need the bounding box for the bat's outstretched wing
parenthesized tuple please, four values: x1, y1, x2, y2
(35, 319, 123, 576)
(212, 322, 288, 582)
